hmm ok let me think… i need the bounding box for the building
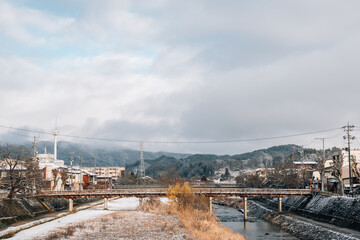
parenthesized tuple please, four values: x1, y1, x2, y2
(84, 167, 125, 178)
(333, 149, 360, 189)
(37, 151, 67, 190)
(312, 149, 360, 192)
(293, 161, 318, 170)
(82, 169, 97, 189)
(37, 153, 65, 167)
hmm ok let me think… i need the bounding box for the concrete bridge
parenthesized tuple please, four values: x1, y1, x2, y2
(38, 188, 311, 221)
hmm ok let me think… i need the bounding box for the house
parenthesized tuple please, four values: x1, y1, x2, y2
(82, 169, 97, 189)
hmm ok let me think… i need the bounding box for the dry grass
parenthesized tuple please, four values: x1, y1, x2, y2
(142, 183, 246, 240)
(39, 210, 187, 240)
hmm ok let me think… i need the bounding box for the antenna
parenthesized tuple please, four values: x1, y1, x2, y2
(138, 142, 145, 177)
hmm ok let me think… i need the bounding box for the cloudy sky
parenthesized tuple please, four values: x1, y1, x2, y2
(1, 0, 360, 154)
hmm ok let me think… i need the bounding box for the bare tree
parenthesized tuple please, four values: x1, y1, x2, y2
(0, 144, 45, 198)
(59, 168, 69, 190)
(24, 156, 43, 195)
(350, 155, 360, 183)
(266, 163, 301, 189)
(331, 151, 344, 195)
(235, 171, 247, 187)
(316, 153, 326, 191)
(51, 169, 61, 190)
(0, 144, 29, 199)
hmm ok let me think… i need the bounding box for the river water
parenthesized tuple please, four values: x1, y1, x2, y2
(213, 204, 297, 240)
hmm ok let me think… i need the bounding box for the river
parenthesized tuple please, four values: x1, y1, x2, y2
(213, 204, 297, 240)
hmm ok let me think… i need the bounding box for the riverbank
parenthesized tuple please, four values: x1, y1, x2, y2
(256, 194, 360, 231)
(0, 197, 99, 229)
(3, 197, 186, 240)
(214, 196, 360, 240)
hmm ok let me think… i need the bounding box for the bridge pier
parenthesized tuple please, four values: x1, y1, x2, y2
(69, 199, 73, 212)
(278, 197, 282, 212)
(139, 198, 143, 210)
(209, 197, 213, 213)
(104, 198, 108, 210)
(243, 197, 247, 221)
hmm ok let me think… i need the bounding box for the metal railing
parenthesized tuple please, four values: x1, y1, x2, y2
(38, 188, 312, 198)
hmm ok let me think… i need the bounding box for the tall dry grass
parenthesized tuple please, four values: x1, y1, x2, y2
(142, 183, 246, 240)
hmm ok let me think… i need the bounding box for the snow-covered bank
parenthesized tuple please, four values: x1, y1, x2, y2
(42, 211, 188, 240)
(3, 198, 140, 240)
(257, 194, 360, 231)
(249, 201, 360, 240)
(214, 197, 360, 240)
(0, 197, 99, 228)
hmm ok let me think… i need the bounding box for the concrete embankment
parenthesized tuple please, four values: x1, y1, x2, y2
(0, 197, 98, 228)
(214, 195, 360, 240)
(256, 194, 360, 231)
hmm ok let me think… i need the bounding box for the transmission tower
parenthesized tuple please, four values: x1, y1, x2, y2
(138, 142, 145, 177)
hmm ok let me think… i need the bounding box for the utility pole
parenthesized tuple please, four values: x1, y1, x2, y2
(33, 136, 37, 159)
(299, 148, 306, 188)
(94, 156, 96, 174)
(79, 154, 82, 169)
(70, 152, 74, 190)
(315, 138, 326, 191)
(343, 123, 355, 193)
(139, 142, 145, 178)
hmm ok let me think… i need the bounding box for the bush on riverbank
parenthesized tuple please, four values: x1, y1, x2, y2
(142, 183, 246, 240)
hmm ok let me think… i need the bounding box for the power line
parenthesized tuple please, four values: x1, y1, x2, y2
(0, 124, 342, 144)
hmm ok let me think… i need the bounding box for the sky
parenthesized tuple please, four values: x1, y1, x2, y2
(1, 0, 360, 154)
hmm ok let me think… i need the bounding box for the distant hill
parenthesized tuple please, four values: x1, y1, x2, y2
(0, 141, 190, 167)
(126, 144, 313, 178)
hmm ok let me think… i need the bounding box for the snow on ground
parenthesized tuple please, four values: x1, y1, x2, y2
(45, 211, 188, 240)
(7, 197, 140, 240)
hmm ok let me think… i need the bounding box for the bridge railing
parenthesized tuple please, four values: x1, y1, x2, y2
(38, 188, 311, 197)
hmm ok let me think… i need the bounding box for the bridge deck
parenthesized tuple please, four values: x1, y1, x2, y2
(37, 188, 312, 199)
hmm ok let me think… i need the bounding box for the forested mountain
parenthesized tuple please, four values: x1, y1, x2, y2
(126, 144, 317, 178)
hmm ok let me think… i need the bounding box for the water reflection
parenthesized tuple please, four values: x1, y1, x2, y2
(213, 204, 297, 240)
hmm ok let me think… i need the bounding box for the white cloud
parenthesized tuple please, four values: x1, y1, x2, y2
(0, 1, 74, 45)
(1, 0, 360, 154)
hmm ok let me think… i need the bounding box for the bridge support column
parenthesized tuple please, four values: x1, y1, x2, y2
(244, 197, 248, 221)
(139, 198, 143, 210)
(69, 199, 73, 212)
(104, 198, 108, 210)
(209, 197, 213, 213)
(278, 197, 282, 212)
